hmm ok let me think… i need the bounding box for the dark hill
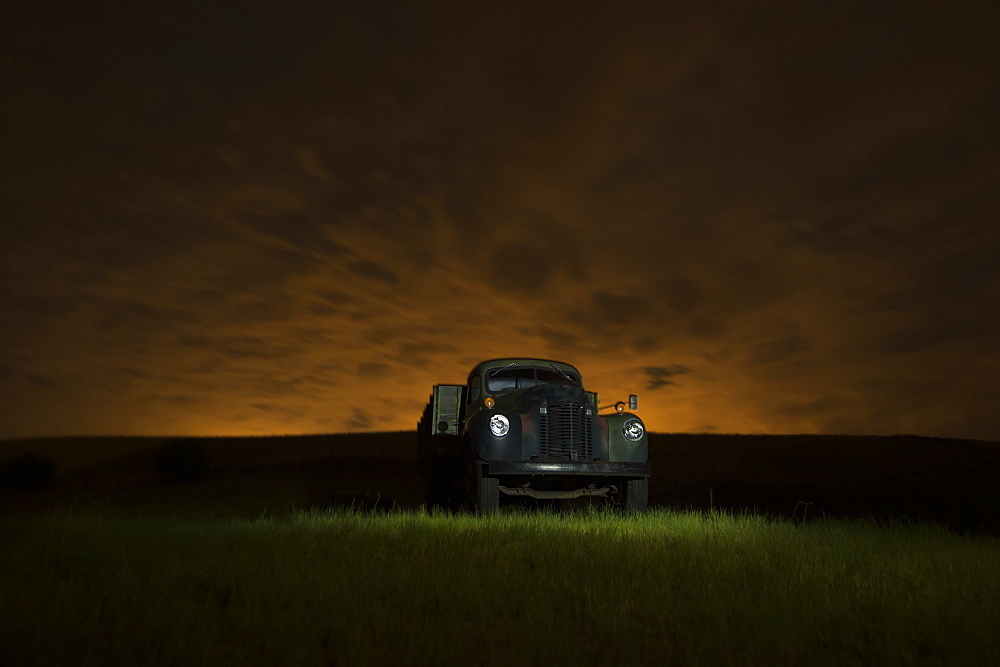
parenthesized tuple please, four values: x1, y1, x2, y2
(648, 433, 1000, 533)
(2, 432, 997, 532)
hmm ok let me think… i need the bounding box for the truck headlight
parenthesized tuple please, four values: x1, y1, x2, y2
(622, 418, 644, 441)
(489, 414, 510, 437)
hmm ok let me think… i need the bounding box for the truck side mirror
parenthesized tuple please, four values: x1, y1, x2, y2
(629, 394, 638, 410)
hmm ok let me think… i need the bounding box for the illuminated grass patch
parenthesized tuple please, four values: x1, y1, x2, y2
(1, 508, 998, 665)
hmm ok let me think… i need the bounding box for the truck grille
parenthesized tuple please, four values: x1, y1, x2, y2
(539, 403, 592, 460)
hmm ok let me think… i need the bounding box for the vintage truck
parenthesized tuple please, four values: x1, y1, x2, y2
(417, 358, 650, 513)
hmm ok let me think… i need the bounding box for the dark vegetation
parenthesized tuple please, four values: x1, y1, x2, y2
(648, 433, 1000, 535)
(154, 438, 210, 484)
(0, 453, 55, 495)
(0, 431, 997, 533)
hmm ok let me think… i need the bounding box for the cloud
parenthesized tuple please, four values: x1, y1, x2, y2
(516, 325, 582, 352)
(347, 259, 401, 286)
(642, 365, 692, 391)
(348, 409, 371, 431)
(748, 337, 810, 365)
(97, 301, 199, 335)
(357, 362, 389, 377)
(656, 274, 707, 316)
(876, 320, 993, 357)
(398, 340, 457, 360)
(238, 210, 350, 258)
(139, 394, 202, 406)
(0, 292, 77, 318)
(179, 335, 293, 360)
(487, 243, 557, 293)
(592, 291, 654, 325)
(772, 394, 849, 419)
(315, 289, 353, 305)
(229, 296, 299, 325)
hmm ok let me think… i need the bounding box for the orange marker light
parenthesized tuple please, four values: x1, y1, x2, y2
(615, 401, 625, 415)
(484, 397, 495, 409)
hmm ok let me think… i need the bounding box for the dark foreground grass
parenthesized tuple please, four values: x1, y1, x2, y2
(1, 508, 998, 666)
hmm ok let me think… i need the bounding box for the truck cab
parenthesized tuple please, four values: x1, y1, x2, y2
(417, 358, 650, 513)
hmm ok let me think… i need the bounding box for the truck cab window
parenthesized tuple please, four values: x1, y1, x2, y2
(487, 368, 533, 392)
(486, 367, 580, 392)
(536, 369, 580, 385)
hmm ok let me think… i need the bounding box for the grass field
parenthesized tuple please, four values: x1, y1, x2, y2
(2, 507, 998, 666)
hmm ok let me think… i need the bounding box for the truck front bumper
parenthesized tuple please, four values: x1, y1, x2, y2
(486, 461, 651, 478)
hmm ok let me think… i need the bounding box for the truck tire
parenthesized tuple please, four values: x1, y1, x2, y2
(622, 478, 648, 512)
(475, 461, 500, 514)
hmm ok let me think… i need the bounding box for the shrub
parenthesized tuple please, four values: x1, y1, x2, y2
(0, 453, 56, 494)
(154, 439, 210, 484)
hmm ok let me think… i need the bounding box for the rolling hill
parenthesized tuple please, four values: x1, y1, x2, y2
(2, 432, 997, 532)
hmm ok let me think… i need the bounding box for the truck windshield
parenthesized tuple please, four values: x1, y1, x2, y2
(486, 367, 580, 392)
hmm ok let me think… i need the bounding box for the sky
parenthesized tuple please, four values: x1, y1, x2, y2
(1, 2, 998, 440)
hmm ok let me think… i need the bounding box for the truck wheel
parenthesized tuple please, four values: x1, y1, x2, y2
(475, 461, 500, 514)
(622, 478, 648, 513)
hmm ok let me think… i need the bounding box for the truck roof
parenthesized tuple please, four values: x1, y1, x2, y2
(468, 358, 582, 381)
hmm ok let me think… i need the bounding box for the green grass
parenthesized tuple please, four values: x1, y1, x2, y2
(1, 508, 998, 666)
